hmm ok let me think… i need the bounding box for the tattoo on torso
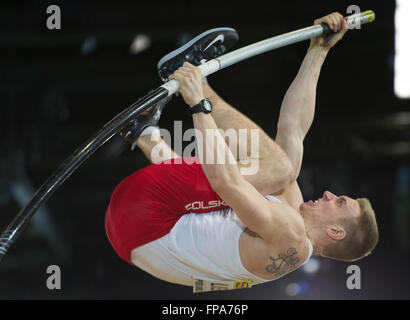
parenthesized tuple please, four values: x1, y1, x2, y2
(265, 247, 300, 277)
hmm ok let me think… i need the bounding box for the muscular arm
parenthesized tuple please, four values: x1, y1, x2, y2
(275, 13, 348, 180)
(275, 46, 327, 178)
(170, 62, 306, 246)
(192, 98, 305, 244)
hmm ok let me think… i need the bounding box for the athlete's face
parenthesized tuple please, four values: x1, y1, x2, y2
(299, 190, 360, 232)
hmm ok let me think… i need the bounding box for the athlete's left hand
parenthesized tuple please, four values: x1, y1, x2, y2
(309, 12, 348, 51)
(169, 62, 204, 107)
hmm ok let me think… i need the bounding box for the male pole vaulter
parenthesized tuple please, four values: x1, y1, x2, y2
(105, 12, 378, 292)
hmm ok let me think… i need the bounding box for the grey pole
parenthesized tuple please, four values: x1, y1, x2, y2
(162, 10, 375, 94)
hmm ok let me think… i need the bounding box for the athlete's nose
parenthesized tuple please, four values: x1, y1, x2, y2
(323, 191, 334, 201)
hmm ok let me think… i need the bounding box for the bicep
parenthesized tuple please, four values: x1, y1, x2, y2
(215, 178, 304, 243)
(215, 178, 273, 237)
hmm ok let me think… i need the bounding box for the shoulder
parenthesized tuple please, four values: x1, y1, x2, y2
(262, 200, 307, 245)
(240, 229, 311, 279)
(269, 236, 312, 272)
(294, 237, 313, 265)
(263, 196, 310, 257)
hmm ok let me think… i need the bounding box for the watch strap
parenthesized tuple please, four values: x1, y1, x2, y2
(189, 103, 203, 115)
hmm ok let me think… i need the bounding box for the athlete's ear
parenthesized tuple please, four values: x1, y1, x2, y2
(326, 226, 346, 241)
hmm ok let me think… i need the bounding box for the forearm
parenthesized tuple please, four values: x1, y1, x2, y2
(277, 46, 328, 139)
(192, 112, 241, 187)
(170, 61, 244, 188)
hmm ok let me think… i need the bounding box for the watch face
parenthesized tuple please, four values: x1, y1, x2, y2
(203, 99, 212, 112)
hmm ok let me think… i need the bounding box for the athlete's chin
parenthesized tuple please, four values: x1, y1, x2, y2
(299, 202, 308, 212)
(299, 203, 313, 218)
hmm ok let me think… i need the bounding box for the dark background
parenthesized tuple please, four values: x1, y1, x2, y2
(0, 0, 409, 299)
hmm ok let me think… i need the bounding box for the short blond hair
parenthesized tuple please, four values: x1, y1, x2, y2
(322, 198, 379, 262)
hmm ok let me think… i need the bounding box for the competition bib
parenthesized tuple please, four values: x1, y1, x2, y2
(193, 278, 252, 293)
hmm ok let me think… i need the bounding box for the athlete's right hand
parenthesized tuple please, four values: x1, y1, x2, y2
(169, 62, 205, 107)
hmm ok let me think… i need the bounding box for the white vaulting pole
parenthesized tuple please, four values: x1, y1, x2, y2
(162, 10, 375, 95)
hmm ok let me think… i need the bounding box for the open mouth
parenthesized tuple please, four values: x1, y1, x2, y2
(307, 200, 315, 207)
(307, 198, 322, 207)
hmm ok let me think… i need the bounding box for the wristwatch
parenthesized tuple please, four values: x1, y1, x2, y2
(189, 99, 213, 115)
